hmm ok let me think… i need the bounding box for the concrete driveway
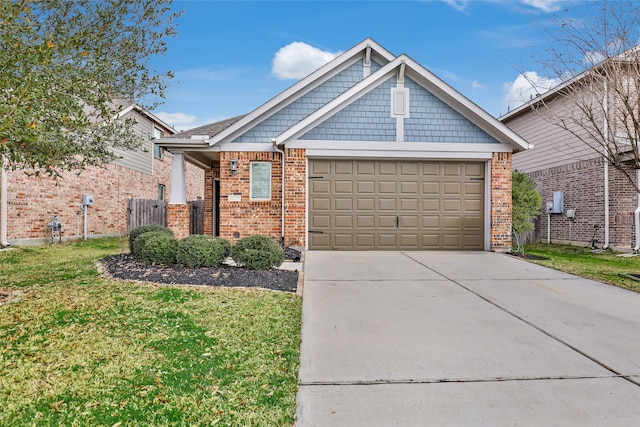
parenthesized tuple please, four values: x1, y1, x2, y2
(295, 251, 640, 426)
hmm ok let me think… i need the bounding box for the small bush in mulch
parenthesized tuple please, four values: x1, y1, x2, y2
(176, 235, 231, 268)
(232, 235, 285, 270)
(128, 225, 174, 256)
(138, 233, 179, 265)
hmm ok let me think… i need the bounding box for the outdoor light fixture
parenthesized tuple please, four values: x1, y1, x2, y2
(229, 159, 238, 175)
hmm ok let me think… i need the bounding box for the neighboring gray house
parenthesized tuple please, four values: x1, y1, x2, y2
(501, 59, 640, 250)
(156, 38, 529, 251)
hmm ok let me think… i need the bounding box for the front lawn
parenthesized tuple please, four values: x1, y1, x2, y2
(0, 238, 301, 426)
(524, 243, 640, 293)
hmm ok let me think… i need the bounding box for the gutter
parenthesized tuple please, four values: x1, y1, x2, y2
(635, 168, 640, 251)
(272, 138, 286, 246)
(0, 164, 10, 248)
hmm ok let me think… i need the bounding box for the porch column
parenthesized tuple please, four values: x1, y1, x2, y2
(169, 150, 187, 204)
(168, 150, 189, 239)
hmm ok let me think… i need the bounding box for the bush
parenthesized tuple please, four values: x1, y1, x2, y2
(138, 233, 178, 265)
(129, 224, 174, 256)
(176, 235, 231, 268)
(232, 235, 284, 270)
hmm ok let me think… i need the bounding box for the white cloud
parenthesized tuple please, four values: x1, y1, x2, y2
(502, 71, 560, 111)
(520, 0, 563, 13)
(272, 42, 342, 80)
(442, 0, 468, 12)
(471, 80, 486, 90)
(155, 111, 200, 132)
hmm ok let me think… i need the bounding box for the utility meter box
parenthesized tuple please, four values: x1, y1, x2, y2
(82, 194, 94, 206)
(548, 191, 564, 214)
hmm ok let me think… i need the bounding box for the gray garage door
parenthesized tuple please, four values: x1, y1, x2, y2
(308, 159, 485, 250)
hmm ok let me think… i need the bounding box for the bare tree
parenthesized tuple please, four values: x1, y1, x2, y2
(524, 0, 640, 186)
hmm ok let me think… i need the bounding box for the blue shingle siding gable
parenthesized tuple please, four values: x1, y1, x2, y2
(404, 77, 499, 144)
(302, 77, 396, 141)
(233, 59, 369, 143)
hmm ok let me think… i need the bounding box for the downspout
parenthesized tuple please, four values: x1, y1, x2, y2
(603, 152, 610, 249)
(602, 81, 610, 249)
(634, 168, 640, 251)
(0, 164, 9, 248)
(272, 138, 285, 246)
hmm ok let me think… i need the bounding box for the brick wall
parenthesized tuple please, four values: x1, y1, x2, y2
(218, 151, 283, 242)
(284, 148, 306, 246)
(528, 157, 638, 248)
(167, 204, 190, 240)
(490, 152, 512, 252)
(6, 153, 204, 243)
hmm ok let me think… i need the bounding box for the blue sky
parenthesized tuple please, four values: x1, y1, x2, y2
(150, 0, 582, 131)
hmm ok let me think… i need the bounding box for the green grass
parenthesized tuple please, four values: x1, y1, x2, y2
(0, 238, 301, 426)
(524, 243, 640, 293)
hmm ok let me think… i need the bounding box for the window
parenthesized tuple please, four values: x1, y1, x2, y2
(158, 184, 165, 201)
(250, 162, 271, 200)
(153, 127, 163, 159)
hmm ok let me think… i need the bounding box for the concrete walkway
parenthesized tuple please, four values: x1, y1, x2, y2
(295, 251, 640, 426)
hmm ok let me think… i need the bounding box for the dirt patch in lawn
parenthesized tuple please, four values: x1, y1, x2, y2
(98, 253, 300, 293)
(0, 289, 24, 306)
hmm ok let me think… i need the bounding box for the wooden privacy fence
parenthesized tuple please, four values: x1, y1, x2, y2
(127, 198, 204, 235)
(127, 198, 168, 231)
(188, 199, 205, 235)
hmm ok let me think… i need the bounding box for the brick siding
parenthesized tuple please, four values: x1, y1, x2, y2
(6, 154, 204, 243)
(491, 152, 513, 252)
(167, 204, 190, 240)
(527, 158, 638, 248)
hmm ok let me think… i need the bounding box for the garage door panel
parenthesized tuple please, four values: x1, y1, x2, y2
(422, 182, 439, 195)
(357, 181, 375, 193)
(334, 161, 353, 175)
(357, 162, 375, 175)
(310, 215, 330, 228)
(378, 198, 396, 211)
(379, 215, 397, 228)
(308, 160, 484, 250)
(356, 234, 375, 248)
(311, 180, 330, 194)
(379, 181, 396, 193)
(310, 233, 330, 249)
(400, 181, 419, 194)
(311, 160, 331, 175)
(443, 182, 461, 195)
(400, 198, 418, 211)
(334, 234, 354, 248)
(443, 199, 462, 212)
(356, 215, 375, 228)
(378, 163, 397, 175)
(334, 215, 353, 228)
(357, 198, 375, 211)
(312, 198, 330, 211)
(378, 234, 397, 248)
(334, 181, 353, 193)
(400, 234, 419, 247)
(334, 198, 353, 211)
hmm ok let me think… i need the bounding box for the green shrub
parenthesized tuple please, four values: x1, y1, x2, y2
(176, 235, 231, 268)
(131, 230, 168, 259)
(232, 235, 284, 270)
(138, 233, 178, 265)
(128, 224, 174, 256)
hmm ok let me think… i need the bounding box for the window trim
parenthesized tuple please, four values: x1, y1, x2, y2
(153, 127, 163, 159)
(249, 161, 272, 201)
(157, 183, 165, 201)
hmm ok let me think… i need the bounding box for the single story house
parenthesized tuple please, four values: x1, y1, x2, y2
(157, 38, 530, 251)
(0, 104, 204, 247)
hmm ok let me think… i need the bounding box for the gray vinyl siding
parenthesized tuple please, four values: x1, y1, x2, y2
(505, 97, 600, 173)
(111, 109, 154, 175)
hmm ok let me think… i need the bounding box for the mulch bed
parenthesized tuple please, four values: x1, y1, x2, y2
(98, 252, 300, 293)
